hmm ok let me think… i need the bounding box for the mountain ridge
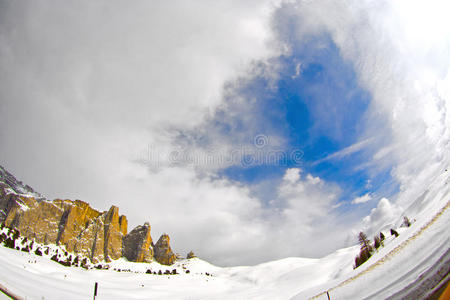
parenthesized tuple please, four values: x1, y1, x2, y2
(0, 165, 177, 265)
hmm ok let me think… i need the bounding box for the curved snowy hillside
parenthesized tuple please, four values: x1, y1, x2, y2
(1, 168, 448, 299)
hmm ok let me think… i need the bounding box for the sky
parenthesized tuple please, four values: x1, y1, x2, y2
(1, 0, 449, 266)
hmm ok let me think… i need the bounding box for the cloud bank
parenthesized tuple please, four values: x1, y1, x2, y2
(1, 0, 449, 265)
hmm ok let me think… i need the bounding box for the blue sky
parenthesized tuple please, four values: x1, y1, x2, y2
(193, 32, 397, 208)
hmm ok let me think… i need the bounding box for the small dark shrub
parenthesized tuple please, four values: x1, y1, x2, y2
(158, 270, 162, 275)
(35, 248, 42, 256)
(59, 259, 72, 267)
(146, 269, 152, 274)
(172, 269, 177, 275)
(4, 237, 15, 248)
(80, 257, 89, 269)
(185, 270, 190, 274)
(12, 229, 20, 240)
(390, 228, 399, 237)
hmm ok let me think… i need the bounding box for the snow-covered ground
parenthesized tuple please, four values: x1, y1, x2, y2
(0, 169, 449, 299)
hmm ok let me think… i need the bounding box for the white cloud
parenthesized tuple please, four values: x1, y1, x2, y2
(125, 167, 353, 265)
(1, 0, 449, 266)
(361, 197, 403, 237)
(0, 0, 283, 265)
(351, 193, 372, 204)
(282, 0, 450, 209)
(0, 0, 357, 266)
(283, 168, 301, 183)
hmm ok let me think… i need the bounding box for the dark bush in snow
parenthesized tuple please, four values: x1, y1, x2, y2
(0, 233, 6, 243)
(390, 228, 399, 237)
(4, 237, 15, 248)
(35, 248, 43, 256)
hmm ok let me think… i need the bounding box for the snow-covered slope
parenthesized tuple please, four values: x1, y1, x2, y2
(0, 169, 448, 299)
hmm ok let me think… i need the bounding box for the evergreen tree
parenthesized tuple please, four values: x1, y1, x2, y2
(358, 232, 373, 253)
(354, 232, 374, 268)
(380, 232, 385, 241)
(374, 236, 381, 249)
(390, 228, 399, 237)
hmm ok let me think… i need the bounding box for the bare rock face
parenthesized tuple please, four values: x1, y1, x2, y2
(56, 200, 101, 253)
(122, 222, 153, 263)
(119, 215, 128, 236)
(154, 234, 176, 265)
(0, 165, 180, 265)
(104, 206, 126, 261)
(75, 216, 105, 263)
(187, 250, 196, 259)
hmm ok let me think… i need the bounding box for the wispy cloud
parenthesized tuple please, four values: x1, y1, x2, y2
(313, 138, 374, 165)
(351, 193, 372, 204)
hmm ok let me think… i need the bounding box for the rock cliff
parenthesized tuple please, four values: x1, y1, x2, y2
(0, 165, 178, 265)
(154, 234, 177, 265)
(123, 222, 153, 263)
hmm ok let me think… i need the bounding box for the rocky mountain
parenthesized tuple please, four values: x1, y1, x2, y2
(0, 165, 177, 265)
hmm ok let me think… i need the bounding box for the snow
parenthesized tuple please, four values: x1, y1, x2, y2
(0, 170, 449, 299)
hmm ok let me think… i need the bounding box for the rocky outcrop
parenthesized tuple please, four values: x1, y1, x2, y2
(0, 165, 179, 265)
(103, 206, 126, 261)
(187, 250, 196, 259)
(123, 222, 153, 263)
(154, 234, 177, 265)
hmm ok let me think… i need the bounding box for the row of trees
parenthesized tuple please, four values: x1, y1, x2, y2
(354, 216, 411, 269)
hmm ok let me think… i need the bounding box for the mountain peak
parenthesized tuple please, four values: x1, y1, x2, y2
(0, 165, 178, 265)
